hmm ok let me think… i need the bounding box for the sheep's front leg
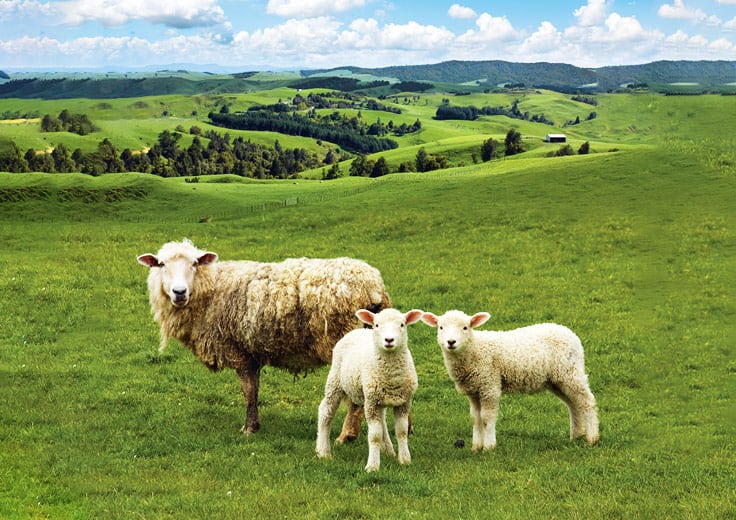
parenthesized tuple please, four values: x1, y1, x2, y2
(468, 395, 484, 452)
(478, 395, 500, 451)
(394, 403, 411, 465)
(380, 408, 395, 457)
(364, 404, 384, 472)
(236, 359, 262, 434)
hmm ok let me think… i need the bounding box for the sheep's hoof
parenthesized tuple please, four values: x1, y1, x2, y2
(336, 433, 357, 444)
(365, 465, 379, 473)
(241, 424, 260, 435)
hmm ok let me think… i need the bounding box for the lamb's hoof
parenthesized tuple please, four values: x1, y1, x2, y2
(365, 465, 379, 473)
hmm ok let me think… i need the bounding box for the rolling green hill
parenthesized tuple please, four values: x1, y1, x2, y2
(3, 60, 736, 99)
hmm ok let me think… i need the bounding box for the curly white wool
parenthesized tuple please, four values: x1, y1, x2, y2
(316, 308, 423, 472)
(422, 310, 599, 451)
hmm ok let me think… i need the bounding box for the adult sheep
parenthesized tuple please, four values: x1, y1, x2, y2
(137, 239, 392, 436)
(422, 310, 599, 450)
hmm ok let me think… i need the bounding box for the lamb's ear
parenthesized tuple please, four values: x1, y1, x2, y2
(405, 310, 424, 326)
(470, 312, 491, 328)
(421, 312, 439, 328)
(137, 254, 161, 268)
(355, 309, 375, 326)
(196, 252, 218, 265)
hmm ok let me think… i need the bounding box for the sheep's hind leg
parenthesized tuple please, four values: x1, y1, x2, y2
(551, 380, 599, 445)
(236, 360, 262, 434)
(337, 402, 364, 444)
(316, 387, 344, 458)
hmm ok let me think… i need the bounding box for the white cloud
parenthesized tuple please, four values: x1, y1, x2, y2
(448, 4, 476, 20)
(336, 18, 454, 51)
(266, 0, 365, 18)
(59, 0, 226, 28)
(574, 0, 610, 27)
(658, 1, 707, 22)
(724, 17, 736, 30)
(457, 12, 519, 43)
(518, 21, 562, 53)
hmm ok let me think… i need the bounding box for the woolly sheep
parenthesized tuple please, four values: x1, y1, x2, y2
(137, 239, 392, 437)
(316, 308, 423, 472)
(422, 310, 599, 450)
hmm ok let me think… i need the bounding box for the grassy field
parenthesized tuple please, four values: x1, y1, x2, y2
(1, 89, 735, 518)
(1, 142, 735, 518)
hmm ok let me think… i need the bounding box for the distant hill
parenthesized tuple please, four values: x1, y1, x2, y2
(1, 60, 735, 98)
(305, 60, 736, 91)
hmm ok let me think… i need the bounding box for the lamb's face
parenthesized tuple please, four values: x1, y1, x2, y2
(138, 241, 218, 308)
(356, 308, 424, 352)
(422, 310, 490, 353)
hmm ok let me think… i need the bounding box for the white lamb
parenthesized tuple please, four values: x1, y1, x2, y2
(422, 310, 599, 451)
(316, 308, 423, 472)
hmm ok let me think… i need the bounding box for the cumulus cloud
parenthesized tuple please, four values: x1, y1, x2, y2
(59, 0, 226, 28)
(337, 18, 454, 50)
(574, 0, 610, 27)
(657, 1, 707, 22)
(458, 12, 518, 43)
(266, 0, 365, 18)
(518, 21, 563, 53)
(448, 4, 476, 20)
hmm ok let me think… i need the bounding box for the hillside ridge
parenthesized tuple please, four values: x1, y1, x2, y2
(1, 60, 736, 99)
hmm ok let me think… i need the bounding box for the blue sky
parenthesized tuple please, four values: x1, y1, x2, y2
(1, 0, 735, 71)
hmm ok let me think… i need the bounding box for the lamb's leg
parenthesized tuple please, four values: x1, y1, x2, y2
(478, 395, 499, 451)
(236, 359, 262, 434)
(468, 395, 483, 452)
(380, 408, 395, 457)
(364, 404, 383, 472)
(394, 403, 411, 465)
(552, 380, 600, 445)
(336, 402, 364, 444)
(316, 383, 345, 459)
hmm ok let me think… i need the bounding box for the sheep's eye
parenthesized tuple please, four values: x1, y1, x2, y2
(400, 323, 405, 328)
(463, 326, 468, 330)
(439, 326, 444, 330)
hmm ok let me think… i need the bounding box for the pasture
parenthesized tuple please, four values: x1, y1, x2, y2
(0, 91, 735, 518)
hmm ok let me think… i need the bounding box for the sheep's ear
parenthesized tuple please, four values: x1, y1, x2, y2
(405, 310, 424, 326)
(470, 312, 491, 328)
(137, 254, 161, 268)
(355, 309, 375, 326)
(421, 312, 439, 328)
(196, 252, 218, 265)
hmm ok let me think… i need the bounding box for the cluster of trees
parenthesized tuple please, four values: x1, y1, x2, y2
(251, 91, 403, 115)
(210, 110, 402, 154)
(547, 141, 590, 157)
(571, 95, 598, 106)
(435, 100, 555, 125)
(40, 110, 95, 135)
(347, 146, 449, 178)
(563, 112, 597, 127)
(0, 129, 335, 178)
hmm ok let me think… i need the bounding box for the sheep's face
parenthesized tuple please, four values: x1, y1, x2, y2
(356, 308, 423, 352)
(138, 241, 218, 308)
(422, 310, 490, 352)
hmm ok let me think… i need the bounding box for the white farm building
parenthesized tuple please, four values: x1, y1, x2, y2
(545, 134, 567, 143)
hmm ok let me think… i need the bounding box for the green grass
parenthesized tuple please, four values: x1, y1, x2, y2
(1, 128, 735, 518)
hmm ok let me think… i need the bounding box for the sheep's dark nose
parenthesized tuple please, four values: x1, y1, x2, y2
(173, 288, 187, 297)
(446, 340, 457, 349)
(384, 338, 395, 348)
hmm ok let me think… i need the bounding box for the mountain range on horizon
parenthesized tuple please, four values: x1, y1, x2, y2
(1, 59, 735, 98)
